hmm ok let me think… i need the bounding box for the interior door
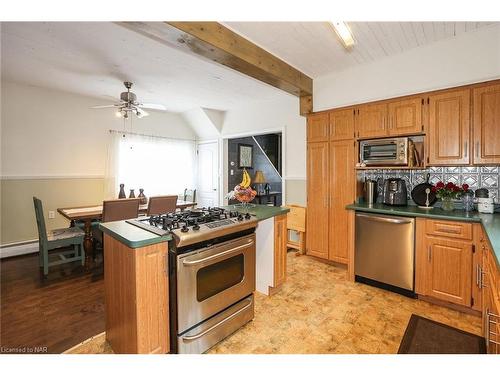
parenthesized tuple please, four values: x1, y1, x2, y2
(306, 142, 329, 259)
(329, 140, 355, 263)
(427, 89, 470, 165)
(388, 97, 424, 136)
(473, 83, 500, 164)
(425, 237, 472, 306)
(197, 141, 219, 207)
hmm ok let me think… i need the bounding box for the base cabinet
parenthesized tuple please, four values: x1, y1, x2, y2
(481, 231, 500, 354)
(416, 219, 474, 308)
(104, 234, 169, 354)
(423, 237, 472, 306)
(274, 214, 287, 288)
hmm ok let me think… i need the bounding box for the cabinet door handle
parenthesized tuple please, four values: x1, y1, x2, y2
(476, 265, 481, 287)
(481, 268, 488, 288)
(464, 141, 468, 158)
(437, 227, 460, 234)
(428, 245, 432, 262)
(476, 141, 480, 158)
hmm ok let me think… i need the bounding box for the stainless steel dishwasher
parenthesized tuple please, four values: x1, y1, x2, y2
(355, 212, 415, 297)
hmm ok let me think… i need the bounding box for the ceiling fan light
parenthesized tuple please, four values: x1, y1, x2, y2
(115, 110, 123, 118)
(331, 22, 355, 49)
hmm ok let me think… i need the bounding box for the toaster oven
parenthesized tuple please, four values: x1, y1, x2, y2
(359, 137, 409, 166)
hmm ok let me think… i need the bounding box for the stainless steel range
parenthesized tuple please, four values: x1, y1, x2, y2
(127, 207, 258, 354)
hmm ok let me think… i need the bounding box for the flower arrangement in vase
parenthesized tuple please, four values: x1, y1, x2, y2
(431, 181, 470, 212)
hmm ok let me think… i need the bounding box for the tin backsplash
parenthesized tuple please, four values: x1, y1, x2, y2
(357, 166, 500, 203)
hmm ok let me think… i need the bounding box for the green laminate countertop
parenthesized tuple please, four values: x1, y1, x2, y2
(346, 202, 500, 268)
(99, 205, 288, 249)
(99, 220, 172, 249)
(220, 204, 290, 220)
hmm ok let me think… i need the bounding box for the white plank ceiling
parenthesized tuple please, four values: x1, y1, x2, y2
(0, 22, 286, 113)
(1, 22, 498, 113)
(223, 22, 498, 78)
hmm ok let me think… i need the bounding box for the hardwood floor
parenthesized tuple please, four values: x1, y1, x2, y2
(0, 252, 105, 354)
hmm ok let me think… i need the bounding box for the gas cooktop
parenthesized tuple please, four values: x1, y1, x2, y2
(126, 207, 258, 247)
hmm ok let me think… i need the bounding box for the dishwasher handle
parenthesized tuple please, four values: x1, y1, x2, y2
(356, 213, 414, 225)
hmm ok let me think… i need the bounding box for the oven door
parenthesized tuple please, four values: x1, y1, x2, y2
(176, 233, 255, 333)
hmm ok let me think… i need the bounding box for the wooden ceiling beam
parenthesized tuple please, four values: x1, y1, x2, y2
(117, 22, 313, 116)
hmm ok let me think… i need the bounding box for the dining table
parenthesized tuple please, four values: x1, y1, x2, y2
(57, 199, 197, 268)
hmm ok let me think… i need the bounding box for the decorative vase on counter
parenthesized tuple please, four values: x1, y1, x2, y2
(118, 183, 126, 199)
(138, 188, 147, 205)
(440, 196, 455, 212)
(461, 190, 475, 212)
(129, 189, 135, 198)
(432, 181, 471, 213)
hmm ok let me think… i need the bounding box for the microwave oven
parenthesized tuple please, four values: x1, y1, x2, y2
(359, 137, 409, 166)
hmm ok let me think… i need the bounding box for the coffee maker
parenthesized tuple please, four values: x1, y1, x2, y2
(382, 178, 408, 206)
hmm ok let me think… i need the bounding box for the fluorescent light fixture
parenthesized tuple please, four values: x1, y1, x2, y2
(331, 22, 355, 49)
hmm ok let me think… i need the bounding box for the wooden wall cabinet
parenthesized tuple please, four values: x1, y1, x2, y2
(307, 112, 329, 142)
(105, 234, 169, 354)
(388, 97, 424, 136)
(473, 83, 500, 164)
(306, 141, 329, 259)
(356, 103, 387, 139)
(273, 214, 287, 288)
(329, 108, 355, 141)
(427, 89, 470, 165)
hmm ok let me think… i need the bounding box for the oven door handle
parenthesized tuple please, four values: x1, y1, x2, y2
(181, 298, 253, 342)
(181, 240, 254, 267)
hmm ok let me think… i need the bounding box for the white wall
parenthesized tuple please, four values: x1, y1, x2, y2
(221, 94, 307, 205)
(314, 24, 500, 111)
(1, 81, 196, 177)
(222, 94, 306, 179)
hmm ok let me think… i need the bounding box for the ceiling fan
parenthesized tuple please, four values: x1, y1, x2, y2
(91, 81, 166, 119)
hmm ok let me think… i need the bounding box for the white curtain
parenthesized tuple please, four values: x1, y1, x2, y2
(104, 131, 196, 199)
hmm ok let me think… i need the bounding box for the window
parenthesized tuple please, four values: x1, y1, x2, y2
(106, 131, 196, 198)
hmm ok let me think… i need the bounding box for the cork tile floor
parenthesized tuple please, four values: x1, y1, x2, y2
(67, 251, 482, 354)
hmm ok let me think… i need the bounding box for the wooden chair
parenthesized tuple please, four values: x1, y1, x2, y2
(183, 188, 197, 203)
(93, 198, 141, 245)
(285, 204, 306, 255)
(33, 197, 85, 276)
(147, 195, 178, 216)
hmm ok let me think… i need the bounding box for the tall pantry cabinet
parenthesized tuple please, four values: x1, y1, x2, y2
(306, 110, 356, 264)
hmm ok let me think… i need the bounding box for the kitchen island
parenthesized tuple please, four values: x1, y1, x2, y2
(99, 204, 289, 354)
(222, 204, 290, 295)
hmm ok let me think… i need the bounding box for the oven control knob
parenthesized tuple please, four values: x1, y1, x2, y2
(245, 213, 251, 220)
(237, 214, 244, 221)
(181, 225, 189, 233)
(192, 224, 200, 231)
